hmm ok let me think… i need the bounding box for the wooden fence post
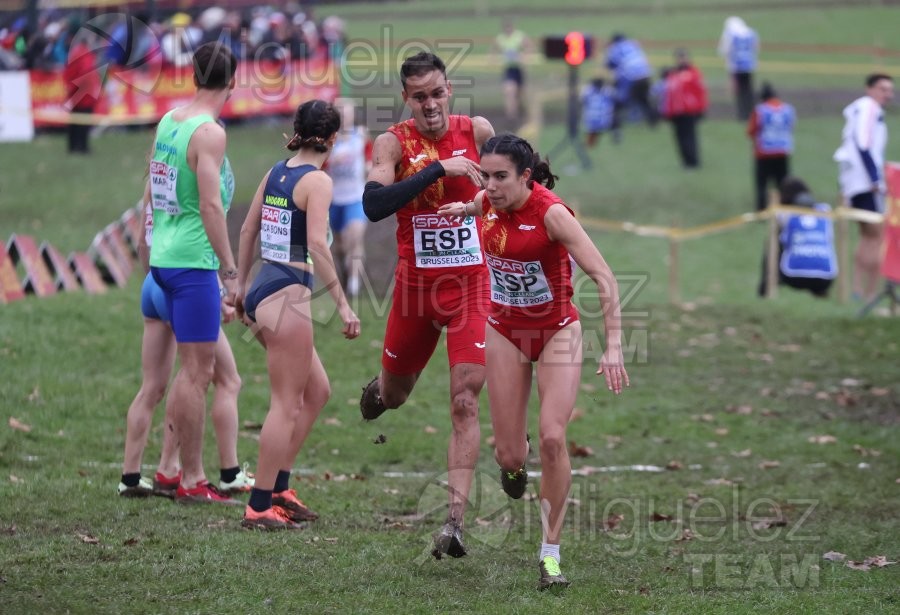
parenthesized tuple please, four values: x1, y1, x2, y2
(765, 209, 779, 299)
(668, 235, 680, 305)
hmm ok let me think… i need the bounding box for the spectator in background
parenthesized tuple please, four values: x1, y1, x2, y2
(834, 73, 894, 301)
(322, 16, 348, 94)
(718, 16, 759, 121)
(326, 99, 372, 297)
(605, 33, 657, 130)
(651, 66, 671, 118)
(161, 13, 201, 67)
(581, 77, 617, 147)
(758, 177, 837, 298)
(63, 23, 99, 153)
(747, 82, 795, 210)
(492, 19, 532, 127)
(663, 48, 707, 169)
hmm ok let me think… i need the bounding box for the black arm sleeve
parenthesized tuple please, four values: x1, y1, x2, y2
(362, 162, 446, 222)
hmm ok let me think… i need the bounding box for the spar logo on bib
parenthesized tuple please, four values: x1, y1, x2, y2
(260, 205, 292, 262)
(486, 254, 553, 307)
(412, 214, 483, 268)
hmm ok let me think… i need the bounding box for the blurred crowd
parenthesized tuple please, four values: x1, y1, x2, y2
(0, 5, 347, 71)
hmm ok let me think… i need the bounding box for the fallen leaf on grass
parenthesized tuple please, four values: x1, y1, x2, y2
(714, 428, 729, 436)
(665, 460, 683, 471)
(814, 391, 831, 401)
(760, 408, 779, 418)
(324, 537, 339, 544)
(123, 537, 140, 546)
(776, 344, 801, 353)
(579, 383, 596, 393)
(808, 435, 837, 445)
(9, 475, 23, 484)
(238, 430, 261, 442)
(485, 435, 496, 446)
(8, 417, 31, 432)
(423, 425, 438, 434)
(568, 408, 585, 423)
(685, 493, 701, 504)
(726, 405, 753, 415)
(383, 488, 399, 495)
(603, 514, 625, 531)
(834, 390, 858, 407)
(639, 587, 651, 596)
(870, 387, 890, 397)
(373, 434, 386, 445)
(732, 449, 752, 458)
(704, 478, 734, 486)
(2, 525, 16, 535)
(26, 387, 40, 403)
(568, 441, 593, 457)
(76, 532, 99, 544)
(840, 378, 862, 387)
(676, 529, 695, 542)
(751, 518, 787, 530)
(323, 417, 342, 427)
(692, 414, 715, 423)
(242, 420, 263, 430)
(758, 460, 781, 470)
(822, 551, 846, 562)
(846, 555, 896, 571)
(852, 444, 881, 457)
(650, 512, 673, 522)
(606, 435, 622, 449)
(206, 520, 227, 529)
(706, 441, 718, 449)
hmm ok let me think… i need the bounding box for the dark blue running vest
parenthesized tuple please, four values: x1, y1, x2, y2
(259, 162, 316, 264)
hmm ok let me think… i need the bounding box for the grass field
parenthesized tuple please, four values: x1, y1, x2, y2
(1, 1, 899, 613)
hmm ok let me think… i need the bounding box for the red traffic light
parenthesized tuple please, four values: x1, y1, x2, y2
(543, 33, 594, 66)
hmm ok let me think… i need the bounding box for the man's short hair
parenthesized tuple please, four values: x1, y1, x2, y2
(400, 51, 446, 88)
(192, 42, 237, 90)
(866, 73, 893, 88)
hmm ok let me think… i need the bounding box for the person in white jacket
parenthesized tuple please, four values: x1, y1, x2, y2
(718, 16, 759, 120)
(834, 73, 894, 301)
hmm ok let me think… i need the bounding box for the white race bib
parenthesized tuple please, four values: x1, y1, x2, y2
(260, 205, 292, 263)
(149, 160, 181, 215)
(413, 214, 483, 268)
(487, 254, 553, 307)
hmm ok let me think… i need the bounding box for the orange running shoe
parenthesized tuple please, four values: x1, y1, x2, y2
(241, 505, 304, 530)
(272, 489, 319, 522)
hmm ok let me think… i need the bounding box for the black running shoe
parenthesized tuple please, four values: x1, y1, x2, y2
(538, 556, 570, 591)
(431, 521, 467, 560)
(501, 466, 528, 499)
(360, 376, 387, 421)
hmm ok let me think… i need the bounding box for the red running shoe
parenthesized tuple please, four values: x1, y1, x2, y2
(152, 470, 182, 499)
(175, 480, 242, 506)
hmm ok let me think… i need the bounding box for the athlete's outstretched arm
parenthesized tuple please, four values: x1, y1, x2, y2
(234, 171, 269, 322)
(303, 171, 360, 339)
(363, 131, 443, 222)
(544, 203, 629, 394)
(363, 130, 485, 222)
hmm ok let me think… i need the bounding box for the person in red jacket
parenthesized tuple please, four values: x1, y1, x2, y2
(63, 27, 100, 154)
(663, 48, 708, 168)
(747, 83, 796, 210)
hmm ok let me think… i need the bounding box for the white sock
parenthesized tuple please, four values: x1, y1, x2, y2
(539, 543, 560, 563)
(347, 276, 359, 297)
